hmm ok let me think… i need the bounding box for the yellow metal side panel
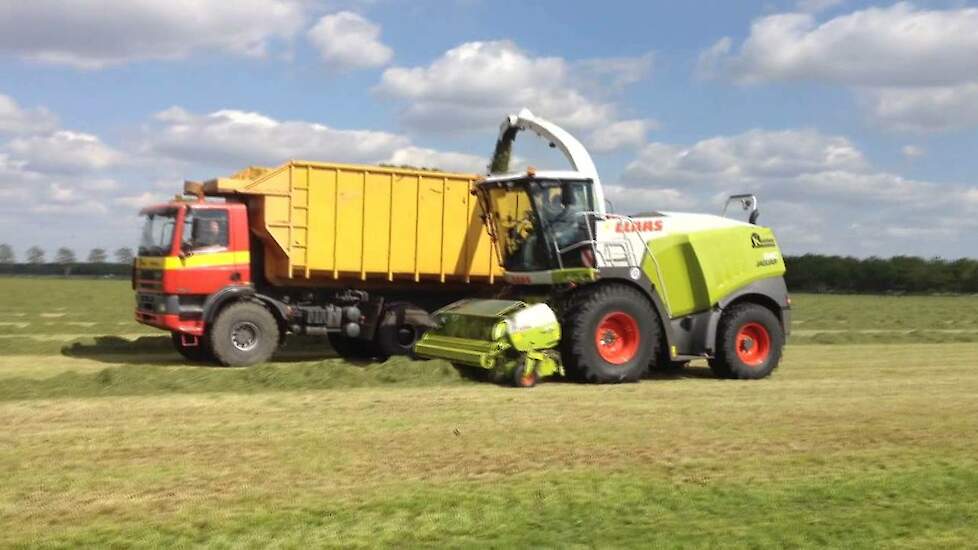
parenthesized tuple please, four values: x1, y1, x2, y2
(305, 166, 336, 273)
(417, 176, 445, 277)
(440, 177, 470, 281)
(245, 165, 290, 195)
(335, 169, 364, 273)
(362, 172, 392, 277)
(264, 194, 291, 259)
(290, 165, 309, 272)
(389, 174, 419, 277)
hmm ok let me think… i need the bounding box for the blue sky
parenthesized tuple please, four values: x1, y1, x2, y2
(1, 0, 976, 260)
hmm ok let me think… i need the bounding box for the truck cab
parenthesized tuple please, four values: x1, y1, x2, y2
(134, 200, 251, 340)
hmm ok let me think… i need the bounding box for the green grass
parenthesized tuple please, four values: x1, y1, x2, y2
(789, 293, 978, 344)
(2, 277, 978, 547)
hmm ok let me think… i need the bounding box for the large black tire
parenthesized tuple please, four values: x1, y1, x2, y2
(512, 361, 538, 388)
(171, 332, 214, 363)
(208, 302, 280, 367)
(560, 284, 660, 383)
(328, 333, 379, 360)
(709, 303, 784, 380)
(373, 302, 427, 359)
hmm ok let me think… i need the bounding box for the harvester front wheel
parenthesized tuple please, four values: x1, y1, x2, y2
(710, 303, 783, 379)
(561, 284, 659, 383)
(209, 302, 280, 367)
(512, 362, 538, 388)
(171, 332, 213, 363)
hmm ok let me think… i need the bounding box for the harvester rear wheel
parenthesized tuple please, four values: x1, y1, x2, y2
(208, 302, 280, 367)
(171, 332, 214, 363)
(561, 284, 659, 383)
(710, 303, 783, 379)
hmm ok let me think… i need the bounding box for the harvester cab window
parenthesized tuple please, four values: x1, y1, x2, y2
(183, 209, 229, 253)
(485, 179, 594, 272)
(535, 182, 589, 248)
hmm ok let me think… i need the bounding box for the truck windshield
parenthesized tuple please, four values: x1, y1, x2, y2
(138, 209, 178, 257)
(483, 179, 593, 272)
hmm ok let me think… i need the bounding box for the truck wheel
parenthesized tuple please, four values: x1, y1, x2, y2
(710, 303, 784, 379)
(374, 302, 426, 359)
(170, 332, 213, 362)
(561, 284, 660, 383)
(209, 302, 280, 367)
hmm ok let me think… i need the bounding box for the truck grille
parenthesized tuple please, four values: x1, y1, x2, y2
(137, 293, 160, 312)
(136, 268, 163, 290)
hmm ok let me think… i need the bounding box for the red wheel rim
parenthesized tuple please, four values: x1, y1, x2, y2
(595, 312, 640, 365)
(735, 322, 771, 366)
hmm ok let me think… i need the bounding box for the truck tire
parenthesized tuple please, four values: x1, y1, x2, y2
(373, 302, 426, 359)
(208, 302, 280, 367)
(171, 332, 213, 363)
(561, 284, 660, 383)
(709, 303, 783, 380)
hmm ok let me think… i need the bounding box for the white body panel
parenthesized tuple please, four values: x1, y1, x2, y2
(592, 213, 749, 269)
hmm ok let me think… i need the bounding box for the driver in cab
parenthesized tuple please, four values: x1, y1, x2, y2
(190, 219, 227, 253)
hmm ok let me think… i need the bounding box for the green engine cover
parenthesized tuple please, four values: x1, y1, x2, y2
(642, 226, 785, 318)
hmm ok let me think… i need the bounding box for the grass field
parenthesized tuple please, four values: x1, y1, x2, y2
(1, 277, 977, 547)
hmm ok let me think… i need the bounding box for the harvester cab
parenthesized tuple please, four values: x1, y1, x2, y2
(416, 109, 791, 387)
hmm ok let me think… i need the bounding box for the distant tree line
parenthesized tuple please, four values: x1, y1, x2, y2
(0, 244, 134, 276)
(1, 243, 976, 293)
(784, 255, 978, 294)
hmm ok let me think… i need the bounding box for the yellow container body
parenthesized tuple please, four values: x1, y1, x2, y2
(200, 161, 501, 287)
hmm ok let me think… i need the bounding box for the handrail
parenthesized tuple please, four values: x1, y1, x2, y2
(722, 194, 758, 221)
(567, 211, 673, 318)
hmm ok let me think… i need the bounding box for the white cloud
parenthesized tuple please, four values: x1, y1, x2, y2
(867, 83, 978, 132)
(700, 3, 978, 132)
(307, 11, 392, 69)
(114, 192, 166, 209)
(0, 94, 58, 135)
(588, 119, 658, 153)
(574, 52, 654, 90)
(795, 0, 846, 14)
(0, 0, 305, 69)
(703, 3, 978, 87)
(624, 129, 867, 185)
(602, 184, 694, 213)
(901, 145, 925, 160)
(145, 107, 410, 169)
(5, 131, 123, 173)
(385, 146, 486, 173)
(375, 40, 649, 134)
(619, 128, 977, 256)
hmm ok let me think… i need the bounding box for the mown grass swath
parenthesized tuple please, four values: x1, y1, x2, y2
(1, 276, 977, 546)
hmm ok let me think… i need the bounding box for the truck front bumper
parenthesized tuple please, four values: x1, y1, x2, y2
(135, 311, 204, 335)
(134, 292, 204, 335)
